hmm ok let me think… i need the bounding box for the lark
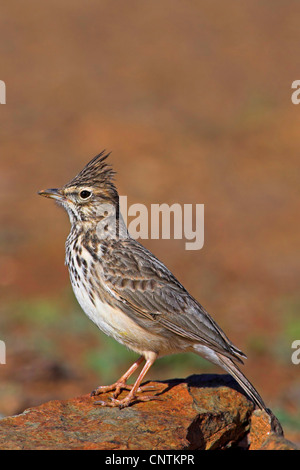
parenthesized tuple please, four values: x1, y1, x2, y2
(38, 151, 269, 411)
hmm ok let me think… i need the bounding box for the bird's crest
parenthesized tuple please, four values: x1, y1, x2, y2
(64, 151, 118, 200)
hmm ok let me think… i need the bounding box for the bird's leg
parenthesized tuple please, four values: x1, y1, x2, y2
(94, 354, 158, 408)
(91, 356, 145, 399)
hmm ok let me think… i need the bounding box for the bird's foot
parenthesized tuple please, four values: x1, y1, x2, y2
(91, 381, 132, 399)
(91, 381, 156, 400)
(93, 390, 160, 409)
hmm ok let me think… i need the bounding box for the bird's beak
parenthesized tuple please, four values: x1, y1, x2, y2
(38, 188, 64, 201)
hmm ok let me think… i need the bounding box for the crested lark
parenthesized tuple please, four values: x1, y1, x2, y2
(39, 151, 269, 412)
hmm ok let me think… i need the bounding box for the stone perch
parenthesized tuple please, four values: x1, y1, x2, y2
(0, 374, 297, 450)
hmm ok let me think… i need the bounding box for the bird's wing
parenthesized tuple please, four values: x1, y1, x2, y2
(100, 239, 245, 362)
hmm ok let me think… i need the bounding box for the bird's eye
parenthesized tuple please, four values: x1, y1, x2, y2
(79, 190, 92, 200)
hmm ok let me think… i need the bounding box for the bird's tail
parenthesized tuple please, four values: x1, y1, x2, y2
(193, 344, 284, 434)
(193, 343, 268, 411)
(215, 352, 267, 412)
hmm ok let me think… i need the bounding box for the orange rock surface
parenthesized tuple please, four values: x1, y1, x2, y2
(0, 375, 296, 450)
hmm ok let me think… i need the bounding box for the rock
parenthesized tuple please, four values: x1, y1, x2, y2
(249, 409, 298, 450)
(0, 374, 297, 450)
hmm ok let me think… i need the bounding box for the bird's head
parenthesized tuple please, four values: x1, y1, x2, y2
(38, 151, 119, 225)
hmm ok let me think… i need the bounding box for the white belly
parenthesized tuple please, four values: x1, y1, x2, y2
(71, 275, 127, 339)
(66, 242, 175, 357)
(69, 267, 166, 356)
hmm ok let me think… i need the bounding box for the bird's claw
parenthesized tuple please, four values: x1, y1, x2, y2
(93, 393, 161, 409)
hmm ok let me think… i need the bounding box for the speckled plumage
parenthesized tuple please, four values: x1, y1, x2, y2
(39, 152, 269, 411)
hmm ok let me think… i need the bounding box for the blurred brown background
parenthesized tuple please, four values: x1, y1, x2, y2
(0, 0, 299, 443)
